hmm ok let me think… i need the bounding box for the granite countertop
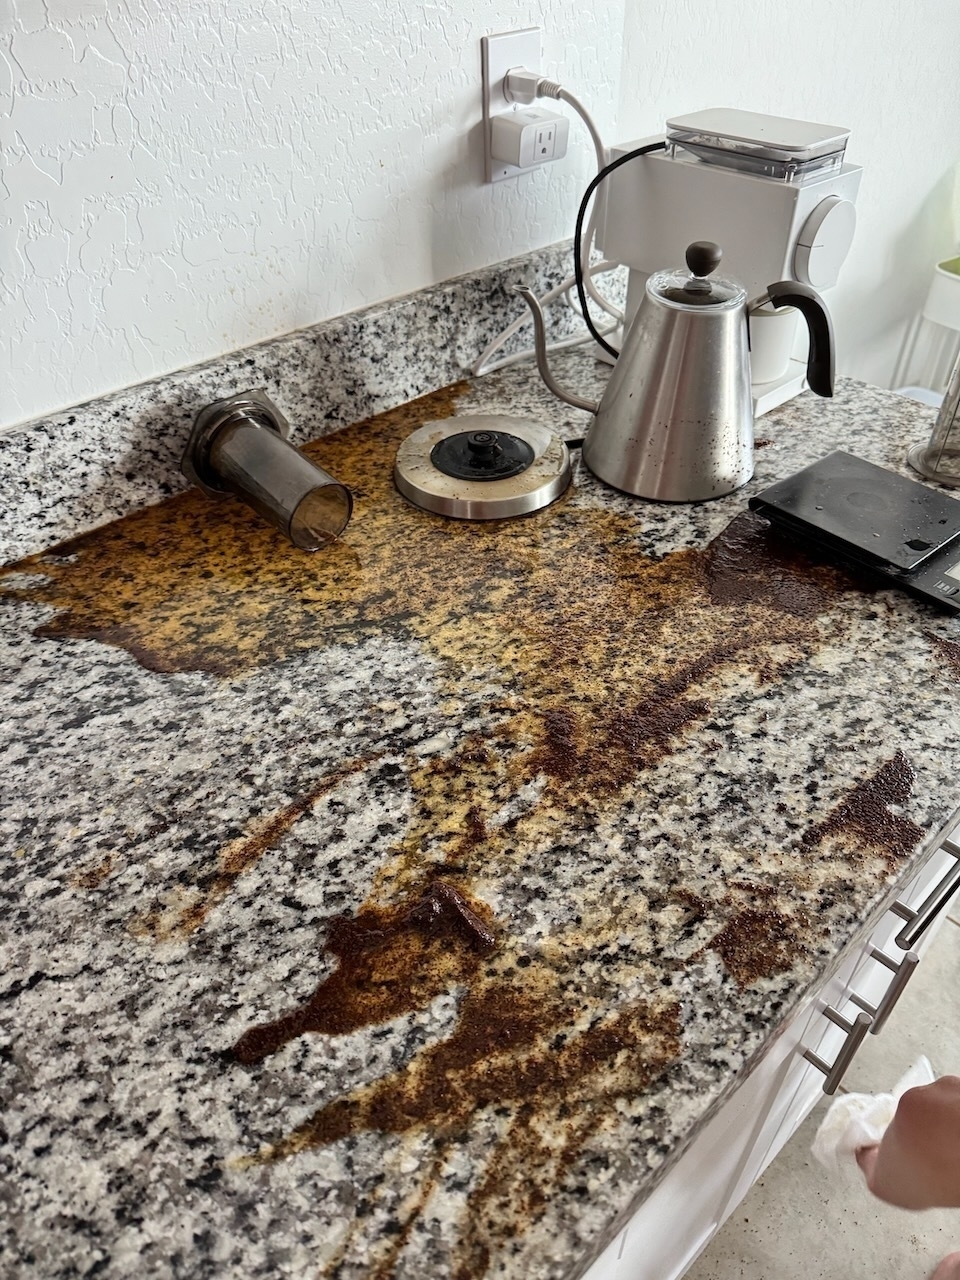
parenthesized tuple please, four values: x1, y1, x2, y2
(2, 351, 960, 1280)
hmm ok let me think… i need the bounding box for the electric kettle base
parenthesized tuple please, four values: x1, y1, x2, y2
(394, 416, 571, 520)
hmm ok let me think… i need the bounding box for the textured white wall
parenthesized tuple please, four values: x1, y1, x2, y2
(2, 0, 623, 429)
(6, 0, 959, 432)
(617, 0, 960, 390)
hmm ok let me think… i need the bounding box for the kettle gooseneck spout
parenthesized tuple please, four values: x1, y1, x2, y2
(513, 287, 601, 415)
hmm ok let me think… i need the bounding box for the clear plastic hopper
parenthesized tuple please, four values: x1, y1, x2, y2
(665, 108, 850, 183)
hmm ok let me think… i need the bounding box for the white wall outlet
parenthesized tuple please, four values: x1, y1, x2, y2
(482, 27, 555, 183)
(490, 109, 569, 170)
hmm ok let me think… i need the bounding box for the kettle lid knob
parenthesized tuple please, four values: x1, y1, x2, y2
(649, 242, 744, 307)
(685, 241, 723, 278)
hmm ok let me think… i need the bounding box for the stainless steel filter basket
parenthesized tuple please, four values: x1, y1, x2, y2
(182, 389, 353, 548)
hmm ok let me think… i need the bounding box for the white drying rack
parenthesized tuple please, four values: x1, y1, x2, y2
(893, 255, 960, 403)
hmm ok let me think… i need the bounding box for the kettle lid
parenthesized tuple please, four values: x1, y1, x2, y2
(648, 241, 746, 309)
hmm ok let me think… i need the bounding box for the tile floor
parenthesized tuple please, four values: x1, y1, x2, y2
(685, 910, 960, 1280)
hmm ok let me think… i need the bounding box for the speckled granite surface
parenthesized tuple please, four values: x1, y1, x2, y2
(2, 350, 960, 1280)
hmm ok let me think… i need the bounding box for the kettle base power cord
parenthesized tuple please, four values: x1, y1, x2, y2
(507, 70, 625, 331)
(470, 73, 625, 379)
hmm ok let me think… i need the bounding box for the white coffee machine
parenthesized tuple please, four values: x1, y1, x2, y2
(596, 108, 862, 415)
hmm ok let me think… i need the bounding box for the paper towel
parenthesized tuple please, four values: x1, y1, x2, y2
(811, 1056, 936, 1174)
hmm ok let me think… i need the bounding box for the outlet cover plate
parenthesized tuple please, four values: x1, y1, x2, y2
(481, 27, 542, 183)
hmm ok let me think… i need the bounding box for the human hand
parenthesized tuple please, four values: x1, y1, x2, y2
(856, 1076, 960, 1210)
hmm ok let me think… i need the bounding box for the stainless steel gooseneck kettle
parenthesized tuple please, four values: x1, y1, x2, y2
(518, 241, 835, 502)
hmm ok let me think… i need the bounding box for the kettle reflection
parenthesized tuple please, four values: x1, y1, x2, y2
(518, 240, 834, 502)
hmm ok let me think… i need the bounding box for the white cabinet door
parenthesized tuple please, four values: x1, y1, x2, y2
(581, 1068, 769, 1280)
(723, 828, 960, 1215)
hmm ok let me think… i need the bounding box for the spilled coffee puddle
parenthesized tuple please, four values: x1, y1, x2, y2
(2, 383, 853, 684)
(0, 383, 930, 1275)
(230, 889, 682, 1280)
(0, 381, 872, 935)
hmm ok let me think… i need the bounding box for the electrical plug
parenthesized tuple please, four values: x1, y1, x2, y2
(503, 67, 542, 105)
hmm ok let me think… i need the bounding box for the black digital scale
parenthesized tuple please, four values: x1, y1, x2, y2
(749, 450, 960, 613)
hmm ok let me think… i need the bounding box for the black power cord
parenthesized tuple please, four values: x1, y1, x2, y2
(574, 140, 667, 360)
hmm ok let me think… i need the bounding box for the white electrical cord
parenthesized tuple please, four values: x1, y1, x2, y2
(470, 72, 624, 378)
(539, 83, 604, 167)
(471, 266, 620, 377)
(542, 84, 623, 329)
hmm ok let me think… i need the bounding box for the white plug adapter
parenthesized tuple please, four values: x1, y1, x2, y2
(490, 108, 569, 170)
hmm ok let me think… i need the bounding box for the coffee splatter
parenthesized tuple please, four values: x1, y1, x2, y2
(710, 907, 809, 988)
(0, 385, 467, 677)
(801, 751, 923, 870)
(132, 758, 375, 940)
(234, 951, 682, 1279)
(232, 879, 496, 1064)
(72, 853, 114, 890)
(0, 382, 896, 1275)
(526, 708, 582, 783)
(927, 632, 960, 681)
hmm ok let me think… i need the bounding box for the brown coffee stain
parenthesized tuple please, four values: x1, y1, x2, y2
(674, 880, 812, 989)
(0, 384, 466, 676)
(356, 732, 521, 908)
(928, 632, 960, 681)
(801, 750, 923, 871)
(231, 879, 495, 1063)
(461, 805, 489, 853)
(704, 509, 858, 616)
(72, 854, 114, 890)
(360, 1146, 449, 1280)
(234, 947, 681, 1279)
(709, 907, 808, 988)
(0, 381, 895, 1275)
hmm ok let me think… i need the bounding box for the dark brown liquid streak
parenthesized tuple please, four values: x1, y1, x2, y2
(131, 758, 378, 941)
(231, 882, 497, 1065)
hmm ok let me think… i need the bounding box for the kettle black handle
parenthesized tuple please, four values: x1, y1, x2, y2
(766, 280, 835, 399)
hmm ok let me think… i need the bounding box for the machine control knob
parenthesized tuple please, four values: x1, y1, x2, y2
(793, 196, 857, 289)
